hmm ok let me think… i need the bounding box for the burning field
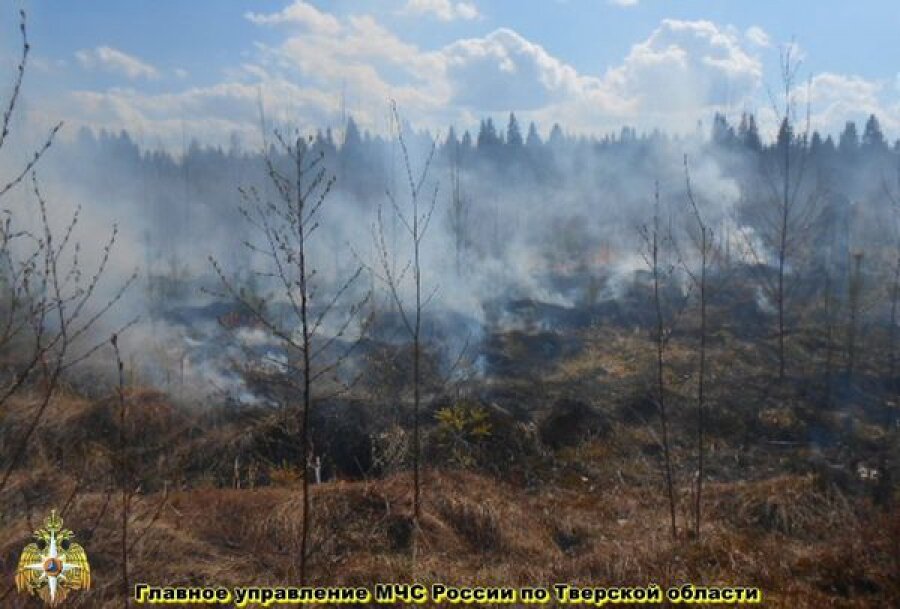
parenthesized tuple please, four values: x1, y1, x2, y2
(2, 3, 900, 607)
(1, 269, 899, 607)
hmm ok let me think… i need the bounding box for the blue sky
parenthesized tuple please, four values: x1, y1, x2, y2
(4, 0, 899, 149)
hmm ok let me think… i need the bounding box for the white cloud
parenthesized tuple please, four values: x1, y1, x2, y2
(809, 73, 882, 108)
(75, 46, 159, 80)
(59, 73, 337, 150)
(442, 28, 598, 110)
(249, 10, 456, 127)
(402, 0, 480, 21)
(436, 19, 772, 132)
(57, 14, 770, 143)
(745, 26, 770, 48)
(609, 0, 639, 6)
(48, 5, 899, 147)
(245, 1, 342, 35)
(605, 19, 762, 123)
(746, 70, 900, 141)
(806, 73, 899, 134)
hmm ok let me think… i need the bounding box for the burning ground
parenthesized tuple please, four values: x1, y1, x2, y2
(1, 257, 899, 607)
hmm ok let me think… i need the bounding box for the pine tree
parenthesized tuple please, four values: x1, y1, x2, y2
(477, 118, 498, 149)
(838, 121, 859, 156)
(548, 123, 565, 148)
(444, 126, 459, 151)
(343, 115, 362, 149)
(810, 131, 823, 154)
(711, 112, 735, 147)
(525, 122, 542, 148)
(506, 112, 523, 148)
(460, 130, 473, 153)
(776, 117, 793, 153)
(862, 114, 886, 152)
(738, 112, 762, 151)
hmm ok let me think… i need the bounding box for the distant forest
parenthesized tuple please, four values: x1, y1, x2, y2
(41, 110, 900, 310)
(60, 111, 900, 203)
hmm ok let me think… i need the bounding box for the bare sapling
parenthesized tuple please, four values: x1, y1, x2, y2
(210, 129, 369, 584)
(683, 155, 716, 540)
(638, 182, 692, 541)
(366, 101, 440, 565)
(0, 9, 136, 500)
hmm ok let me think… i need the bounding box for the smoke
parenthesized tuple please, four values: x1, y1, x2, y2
(0, 119, 754, 389)
(1, 101, 895, 403)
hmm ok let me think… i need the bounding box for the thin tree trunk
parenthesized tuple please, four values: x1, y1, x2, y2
(297, 149, 312, 586)
(694, 229, 707, 539)
(847, 253, 864, 380)
(650, 199, 677, 540)
(684, 156, 709, 540)
(777, 76, 792, 382)
(889, 254, 900, 391)
(412, 175, 423, 559)
(112, 334, 129, 609)
(824, 265, 835, 408)
(778, 138, 789, 381)
(377, 104, 438, 570)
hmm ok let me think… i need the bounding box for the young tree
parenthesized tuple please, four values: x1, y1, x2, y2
(683, 156, 716, 539)
(370, 102, 439, 560)
(638, 184, 689, 540)
(744, 44, 818, 380)
(210, 131, 368, 584)
(0, 9, 135, 499)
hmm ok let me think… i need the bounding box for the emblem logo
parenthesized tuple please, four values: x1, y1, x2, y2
(15, 509, 91, 606)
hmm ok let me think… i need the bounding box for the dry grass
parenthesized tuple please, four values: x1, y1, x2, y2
(2, 466, 895, 608)
(1, 315, 898, 608)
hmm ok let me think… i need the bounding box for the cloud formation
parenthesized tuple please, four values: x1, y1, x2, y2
(45, 4, 898, 149)
(806, 72, 899, 134)
(607, 19, 763, 115)
(402, 0, 480, 21)
(245, 1, 342, 34)
(745, 26, 770, 48)
(442, 28, 592, 110)
(75, 46, 160, 80)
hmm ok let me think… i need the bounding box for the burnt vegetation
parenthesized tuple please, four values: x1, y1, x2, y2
(1, 12, 899, 609)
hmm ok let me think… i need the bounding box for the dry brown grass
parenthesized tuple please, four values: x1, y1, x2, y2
(2, 466, 895, 608)
(2, 314, 898, 608)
